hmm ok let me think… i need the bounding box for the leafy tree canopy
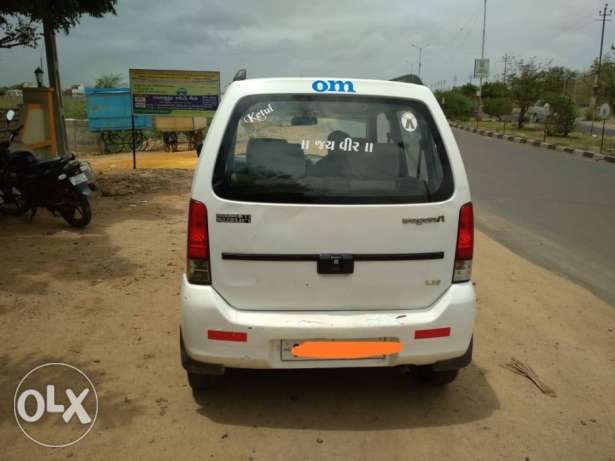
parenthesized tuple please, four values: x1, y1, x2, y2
(95, 73, 124, 88)
(1, 0, 116, 33)
(0, 14, 39, 48)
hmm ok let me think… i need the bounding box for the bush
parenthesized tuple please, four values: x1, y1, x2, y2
(439, 91, 475, 120)
(483, 97, 513, 120)
(546, 95, 577, 137)
(584, 107, 594, 121)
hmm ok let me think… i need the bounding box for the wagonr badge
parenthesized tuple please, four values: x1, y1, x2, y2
(402, 216, 445, 225)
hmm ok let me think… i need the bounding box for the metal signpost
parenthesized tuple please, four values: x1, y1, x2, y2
(474, 58, 489, 128)
(543, 103, 550, 143)
(128, 69, 220, 169)
(599, 102, 610, 154)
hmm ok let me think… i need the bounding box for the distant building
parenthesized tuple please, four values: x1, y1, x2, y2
(6, 89, 23, 97)
(22, 82, 37, 88)
(64, 83, 86, 96)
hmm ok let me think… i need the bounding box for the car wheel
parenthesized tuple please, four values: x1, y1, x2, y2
(187, 372, 219, 390)
(416, 366, 459, 386)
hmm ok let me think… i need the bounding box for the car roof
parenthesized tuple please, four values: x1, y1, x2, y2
(224, 77, 435, 102)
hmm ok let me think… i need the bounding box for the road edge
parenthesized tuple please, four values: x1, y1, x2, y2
(450, 122, 615, 166)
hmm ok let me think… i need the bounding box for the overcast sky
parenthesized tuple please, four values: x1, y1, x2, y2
(0, 0, 607, 88)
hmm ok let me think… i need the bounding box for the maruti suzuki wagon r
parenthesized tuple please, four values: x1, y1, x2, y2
(180, 75, 475, 389)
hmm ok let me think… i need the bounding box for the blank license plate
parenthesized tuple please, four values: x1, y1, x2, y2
(281, 338, 395, 361)
(69, 173, 88, 185)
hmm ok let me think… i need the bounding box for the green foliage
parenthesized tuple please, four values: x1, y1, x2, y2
(62, 96, 86, 119)
(542, 66, 577, 99)
(481, 82, 510, 99)
(545, 95, 577, 137)
(95, 73, 124, 88)
(1, 0, 116, 33)
(438, 91, 475, 120)
(510, 59, 544, 128)
(592, 56, 615, 109)
(0, 14, 39, 48)
(456, 83, 478, 99)
(483, 97, 513, 119)
(584, 106, 595, 121)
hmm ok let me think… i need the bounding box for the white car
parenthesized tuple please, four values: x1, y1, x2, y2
(181, 76, 476, 389)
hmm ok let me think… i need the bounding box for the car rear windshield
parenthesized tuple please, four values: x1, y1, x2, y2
(213, 94, 453, 204)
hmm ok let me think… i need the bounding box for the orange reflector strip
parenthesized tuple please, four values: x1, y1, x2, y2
(292, 341, 402, 359)
(414, 327, 451, 339)
(207, 330, 247, 342)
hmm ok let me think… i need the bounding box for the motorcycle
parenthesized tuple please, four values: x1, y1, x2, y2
(0, 110, 94, 228)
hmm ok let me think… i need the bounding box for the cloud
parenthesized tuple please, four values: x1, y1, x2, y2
(0, 0, 607, 88)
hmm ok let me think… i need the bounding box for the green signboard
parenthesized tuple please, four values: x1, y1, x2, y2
(129, 69, 220, 117)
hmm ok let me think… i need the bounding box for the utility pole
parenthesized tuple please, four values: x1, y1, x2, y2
(476, 0, 488, 129)
(502, 53, 510, 83)
(591, 3, 613, 134)
(479, 0, 487, 93)
(411, 43, 428, 80)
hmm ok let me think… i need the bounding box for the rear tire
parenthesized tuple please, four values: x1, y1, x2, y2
(187, 372, 219, 390)
(60, 195, 91, 228)
(0, 186, 29, 215)
(416, 366, 459, 386)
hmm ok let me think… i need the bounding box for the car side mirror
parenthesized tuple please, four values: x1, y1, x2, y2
(6, 110, 15, 122)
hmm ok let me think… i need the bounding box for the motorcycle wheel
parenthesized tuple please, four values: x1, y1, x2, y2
(59, 195, 91, 228)
(0, 186, 29, 215)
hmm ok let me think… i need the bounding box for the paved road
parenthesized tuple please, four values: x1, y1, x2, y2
(576, 119, 615, 137)
(454, 129, 615, 306)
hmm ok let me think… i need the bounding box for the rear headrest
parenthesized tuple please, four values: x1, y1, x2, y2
(346, 144, 403, 180)
(246, 138, 306, 178)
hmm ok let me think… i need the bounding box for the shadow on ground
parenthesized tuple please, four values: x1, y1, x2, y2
(193, 363, 499, 430)
(0, 169, 191, 299)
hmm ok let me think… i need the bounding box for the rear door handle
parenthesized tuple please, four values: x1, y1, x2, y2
(317, 254, 354, 274)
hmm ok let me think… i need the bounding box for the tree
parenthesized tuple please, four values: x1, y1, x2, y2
(546, 95, 577, 137)
(483, 97, 513, 120)
(95, 73, 124, 88)
(0, 14, 39, 49)
(456, 83, 478, 99)
(590, 52, 615, 109)
(439, 91, 475, 120)
(543, 66, 577, 99)
(1, 1, 117, 153)
(481, 82, 510, 99)
(510, 59, 544, 128)
(1, 1, 117, 34)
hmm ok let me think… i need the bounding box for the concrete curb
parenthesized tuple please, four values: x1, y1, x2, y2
(450, 122, 615, 166)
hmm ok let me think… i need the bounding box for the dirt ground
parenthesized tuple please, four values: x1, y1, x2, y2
(0, 165, 614, 461)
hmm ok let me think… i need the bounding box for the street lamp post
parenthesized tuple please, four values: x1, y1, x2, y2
(34, 67, 44, 88)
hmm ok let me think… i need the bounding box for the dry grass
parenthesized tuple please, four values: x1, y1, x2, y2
(464, 120, 615, 154)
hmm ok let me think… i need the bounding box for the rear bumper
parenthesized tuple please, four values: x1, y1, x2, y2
(180, 275, 476, 370)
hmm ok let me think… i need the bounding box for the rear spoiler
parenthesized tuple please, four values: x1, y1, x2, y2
(233, 69, 247, 82)
(390, 74, 424, 85)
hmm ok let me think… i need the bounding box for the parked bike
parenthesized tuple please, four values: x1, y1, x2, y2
(0, 110, 95, 228)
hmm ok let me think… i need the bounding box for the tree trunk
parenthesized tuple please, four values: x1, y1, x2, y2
(43, 18, 68, 155)
(517, 107, 526, 129)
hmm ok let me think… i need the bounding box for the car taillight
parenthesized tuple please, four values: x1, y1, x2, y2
(187, 199, 211, 285)
(453, 202, 473, 283)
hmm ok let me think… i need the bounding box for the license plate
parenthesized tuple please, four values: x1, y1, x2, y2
(69, 173, 88, 186)
(281, 338, 396, 361)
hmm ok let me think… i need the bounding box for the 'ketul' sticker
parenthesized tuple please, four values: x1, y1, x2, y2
(400, 112, 418, 132)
